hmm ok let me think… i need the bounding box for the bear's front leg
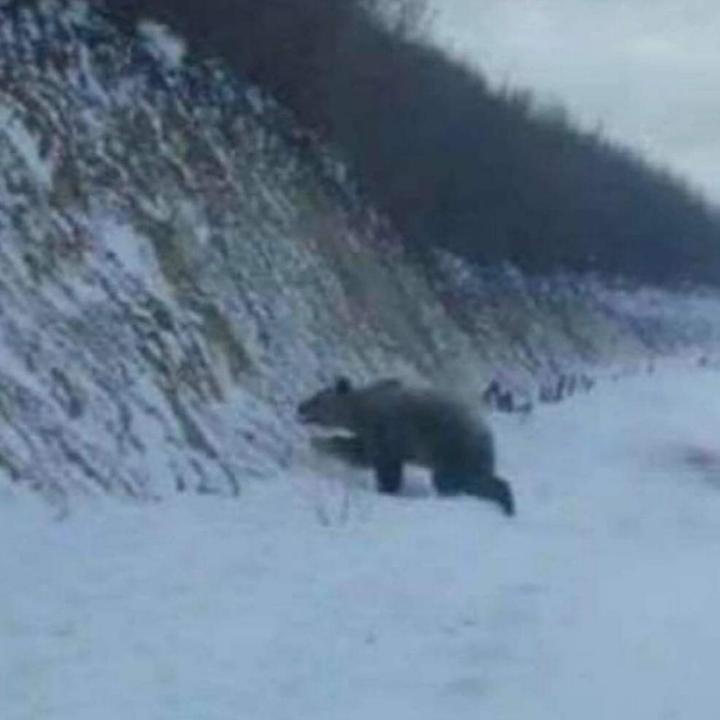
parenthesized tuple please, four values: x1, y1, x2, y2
(311, 435, 370, 468)
(374, 456, 403, 494)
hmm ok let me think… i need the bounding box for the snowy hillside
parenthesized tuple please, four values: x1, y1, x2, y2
(4, 362, 720, 719)
(1, 0, 720, 509)
(4, 4, 720, 716)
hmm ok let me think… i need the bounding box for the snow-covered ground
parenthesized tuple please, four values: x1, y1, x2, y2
(3, 362, 720, 720)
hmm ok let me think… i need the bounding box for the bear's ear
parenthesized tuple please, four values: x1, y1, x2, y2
(335, 376, 352, 395)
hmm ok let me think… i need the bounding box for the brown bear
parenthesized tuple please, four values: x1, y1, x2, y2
(298, 377, 515, 516)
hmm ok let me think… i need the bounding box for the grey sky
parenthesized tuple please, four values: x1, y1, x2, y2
(430, 0, 720, 203)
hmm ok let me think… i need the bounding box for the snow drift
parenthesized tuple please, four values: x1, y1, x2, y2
(3, 363, 720, 719)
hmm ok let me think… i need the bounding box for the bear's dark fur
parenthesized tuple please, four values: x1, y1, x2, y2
(298, 377, 515, 516)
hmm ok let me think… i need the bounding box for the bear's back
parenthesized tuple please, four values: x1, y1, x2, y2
(353, 384, 493, 471)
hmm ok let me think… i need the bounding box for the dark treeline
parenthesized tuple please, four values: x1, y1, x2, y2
(58, 1, 720, 284)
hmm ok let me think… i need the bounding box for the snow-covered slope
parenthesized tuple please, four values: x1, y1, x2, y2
(4, 363, 720, 719)
(2, 0, 720, 509)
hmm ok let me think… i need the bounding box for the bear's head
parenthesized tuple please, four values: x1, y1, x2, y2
(297, 376, 354, 428)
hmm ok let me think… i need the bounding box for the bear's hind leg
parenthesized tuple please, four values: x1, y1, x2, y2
(467, 476, 516, 516)
(432, 467, 466, 496)
(434, 467, 516, 516)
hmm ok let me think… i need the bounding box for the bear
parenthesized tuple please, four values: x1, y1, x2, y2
(297, 376, 515, 516)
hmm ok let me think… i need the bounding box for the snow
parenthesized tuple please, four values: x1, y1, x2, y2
(139, 21, 187, 69)
(0, 104, 53, 188)
(90, 214, 168, 293)
(3, 363, 720, 719)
